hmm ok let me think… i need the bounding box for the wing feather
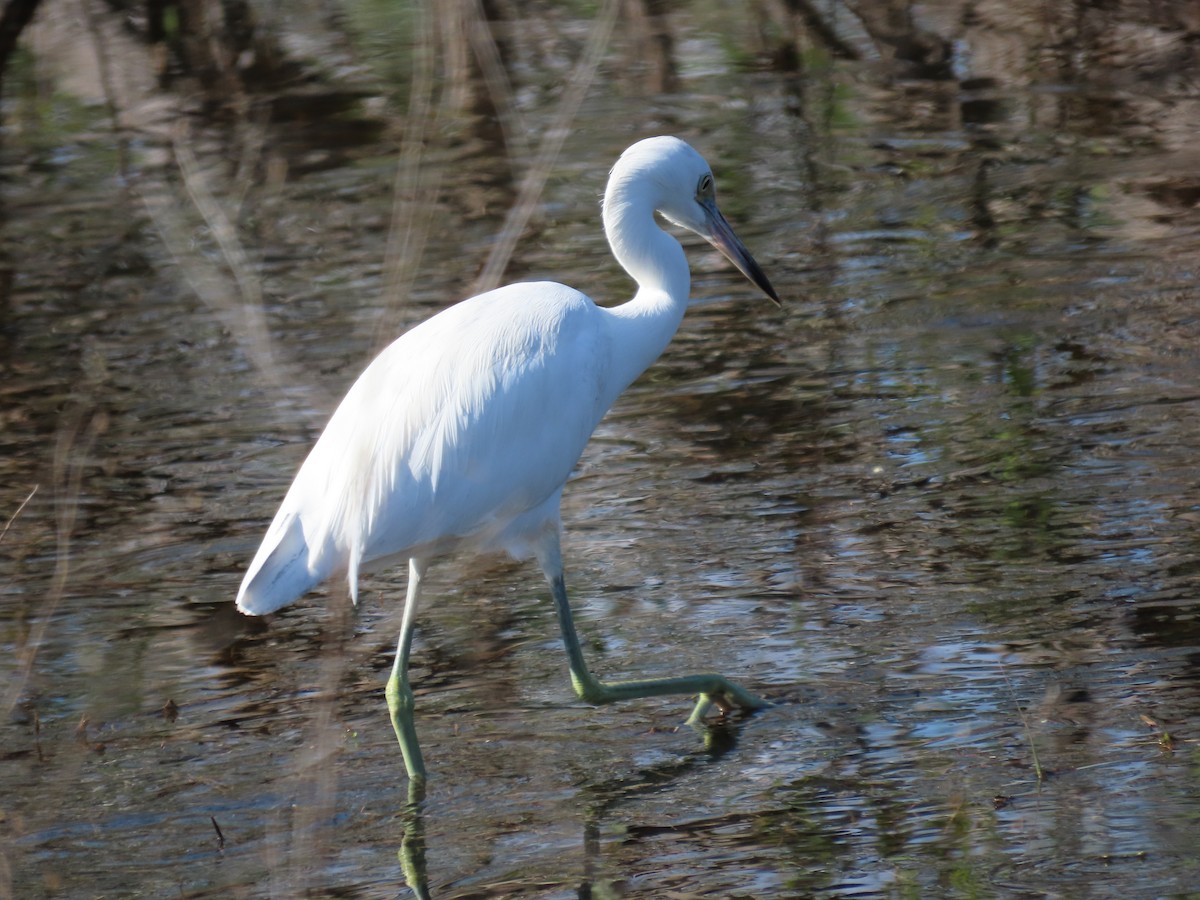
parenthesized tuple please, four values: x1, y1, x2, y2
(236, 282, 609, 613)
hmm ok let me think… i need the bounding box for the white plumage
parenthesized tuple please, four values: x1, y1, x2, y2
(236, 136, 779, 783)
(238, 284, 607, 612)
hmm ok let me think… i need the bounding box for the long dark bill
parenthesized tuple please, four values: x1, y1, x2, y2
(703, 201, 782, 307)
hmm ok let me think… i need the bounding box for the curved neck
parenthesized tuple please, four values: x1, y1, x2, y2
(603, 181, 691, 305)
(599, 180, 691, 403)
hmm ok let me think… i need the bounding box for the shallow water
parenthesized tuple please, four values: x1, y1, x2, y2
(2, 1, 1200, 897)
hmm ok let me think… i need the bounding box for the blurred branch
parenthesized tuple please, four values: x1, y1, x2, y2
(0, 485, 37, 546)
(622, 0, 678, 93)
(377, 0, 442, 350)
(0, 0, 40, 97)
(77, 0, 134, 176)
(376, 0, 533, 350)
(471, 0, 621, 295)
(465, 0, 528, 160)
(138, 123, 326, 403)
(3, 407, 98, 718)
(782, 0, 869, 60)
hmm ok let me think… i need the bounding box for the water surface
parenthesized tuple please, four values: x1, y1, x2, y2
(2, 1, 1199, 897)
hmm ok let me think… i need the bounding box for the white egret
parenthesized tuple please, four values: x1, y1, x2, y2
(236, 136, 779, 783)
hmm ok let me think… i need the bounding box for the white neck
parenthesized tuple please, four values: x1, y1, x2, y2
(597, 180, 691, 405)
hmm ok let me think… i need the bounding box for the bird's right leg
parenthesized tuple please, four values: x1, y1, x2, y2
(534, 531, 770, 719)
(386, 557, 428, 784)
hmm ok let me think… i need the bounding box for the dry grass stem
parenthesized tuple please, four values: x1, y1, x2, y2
(0, 485, 38, 547)
(471, 0, 621, 296)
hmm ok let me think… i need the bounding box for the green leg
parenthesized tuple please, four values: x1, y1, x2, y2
(386, 557, 428, 785)
(537, 538, 770, 720)
(398, 777, 430, 899)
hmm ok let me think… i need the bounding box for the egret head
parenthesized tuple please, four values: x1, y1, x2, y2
(607, 136, 781, 306)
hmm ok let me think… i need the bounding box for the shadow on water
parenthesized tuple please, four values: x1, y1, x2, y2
(2, 0, 1200, 897)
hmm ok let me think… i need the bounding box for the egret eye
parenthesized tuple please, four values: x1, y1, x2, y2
(697, 173, 713, 197)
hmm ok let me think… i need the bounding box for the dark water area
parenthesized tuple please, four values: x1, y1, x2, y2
(2, 1, 1199, 897)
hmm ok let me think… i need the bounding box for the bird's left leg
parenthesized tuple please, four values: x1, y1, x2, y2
(534, 533, 770, 719)
(386, 558, 429, 784)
